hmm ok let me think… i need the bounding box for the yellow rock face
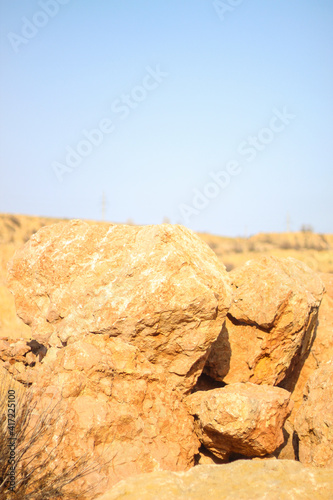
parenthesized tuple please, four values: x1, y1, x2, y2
(97, 460, 333, 500)
(295, 361, 333, 469)
(205, 256, 324, 386)
(186, 383, 292, 458)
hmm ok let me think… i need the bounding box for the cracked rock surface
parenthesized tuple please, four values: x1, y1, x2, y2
(6, 220, 232, 494)
(205, 256, 324, 385)
(186, 383, 293, 458)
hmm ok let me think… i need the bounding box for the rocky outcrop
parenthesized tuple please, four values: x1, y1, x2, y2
(1, 214, 333, 340)
(96, 460, 333, 500)
(7, 220, 231, 393)
(26, 335, 200, 495)
(5, 220, 232, 494)
(186, 383, 292, 459)
(4, 218, 333, 497)
(0, 215, 66, 341)
(204, 256, 324, 385)
(275, 274, 333, 460)
(281, 278, 333, 418)
(294, 362, 333, 468)
(0, 337, 46, 383)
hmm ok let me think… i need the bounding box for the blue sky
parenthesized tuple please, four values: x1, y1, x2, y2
(0, 0, 332, 236)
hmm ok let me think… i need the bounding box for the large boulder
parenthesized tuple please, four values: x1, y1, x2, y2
(6, 221, 232, 494)
(186, 383, 292, 459)
(204, 256, 324, 385)
(274, 274, 333, 460)
(281, 276, 333, 418)
(96, 460, 333, 500)
(24, 335, 200, 496)
(7, 221, 231, 393)
(294, 361, 333, 468)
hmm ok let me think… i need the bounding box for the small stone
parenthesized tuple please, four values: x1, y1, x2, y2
(186, 383, 293, 458)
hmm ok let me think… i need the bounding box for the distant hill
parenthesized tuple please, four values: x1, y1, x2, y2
(198, 231, 333, 272)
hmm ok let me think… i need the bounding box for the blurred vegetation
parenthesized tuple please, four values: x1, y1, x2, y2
(0, 370, 102, 500)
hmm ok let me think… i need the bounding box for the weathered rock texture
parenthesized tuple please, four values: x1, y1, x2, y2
(96, 460, 333, 500)
(272, 419, 298, 461)
(205, 256, 324, 385)
(5, 218, 333, 496)
(294, 362, 333, 468)
(7, 220, 231, 393)
(187, 383, 292, 458)
(0, 362, 25, 395)
(195, 446, 227, 465)
(1, 213, 333, 341)
(25, 335, 200, 495)
(0, 336, 46, 383)
(5, 220, 233, 494)
(281, 274, 333, 418)
(0, 214, 66, 340)
(274, 273, 333, 460)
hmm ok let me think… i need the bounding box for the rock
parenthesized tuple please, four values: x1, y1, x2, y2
(251, 454, 277, 460)
(0, 283, 31, 339)
(0, 337, 45, 384)
(319, 272, 333, 299)
(192, 372, 225, 392)
(0, 214, 65, 341)
(1, 213, 332, 342)
(280, 286, 333, 419)
(5, 221, 234, 494)
(277, 273, 333, 458)
(8, 339, 30, 357)
(294, 361, 333, 468)
(195, 446, 227, 465)
(25, 335, 200, 496)
(0, 338, 10, 353)
(186, 383, 292, 458)
(96, 460, 333, 500)
(205, 256, 324, 385)
(272, 420, 298, 460)
(0, 363, 26, 395)
(7, 221, 231, 393)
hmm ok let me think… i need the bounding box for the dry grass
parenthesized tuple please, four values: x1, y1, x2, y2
(0, 371, 104, 500)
